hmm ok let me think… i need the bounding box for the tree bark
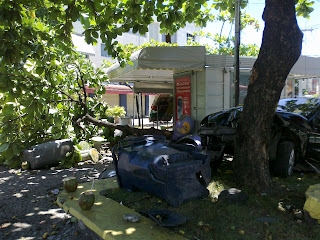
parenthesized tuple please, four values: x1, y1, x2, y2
(233, 0, 303, 192)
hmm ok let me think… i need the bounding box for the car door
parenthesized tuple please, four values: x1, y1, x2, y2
(307, 110, 320, 162)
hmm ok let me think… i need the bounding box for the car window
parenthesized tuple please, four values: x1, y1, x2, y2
(277, 98, 320, 117)
(208, 112, 231, 127)
(207, 112, 229, 126)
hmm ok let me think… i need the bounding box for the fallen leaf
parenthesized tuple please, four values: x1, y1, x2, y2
(42, 232, 48, 239)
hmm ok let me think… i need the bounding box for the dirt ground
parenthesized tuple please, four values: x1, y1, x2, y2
(0, 155, 114, 240)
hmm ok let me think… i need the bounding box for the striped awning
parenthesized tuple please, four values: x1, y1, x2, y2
(86, 85, 132, 95)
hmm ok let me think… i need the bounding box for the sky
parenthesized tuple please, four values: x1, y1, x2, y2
(201, 0, 320, 57)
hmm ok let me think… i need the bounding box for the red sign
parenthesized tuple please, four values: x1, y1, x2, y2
(175, 76, 191, 120)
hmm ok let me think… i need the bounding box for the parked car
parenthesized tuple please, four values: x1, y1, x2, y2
(197, 97, 320, 177)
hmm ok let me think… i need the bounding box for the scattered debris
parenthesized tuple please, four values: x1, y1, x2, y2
(256, 216, 277, 223)
(140, 210, 187, 227)
(123, 214, 140, 223)
(218, 188, 248, 204)
(70, 217, 78, 223)
(51, 189, 59, 195)
(78, 220, 86, 230)
(42, 232, 49, 239)
(23, 139, 73, 169)
(277, 202, 286, 212)
(303, 183, 320, 224)
(305, 160, 320, 174)
(98, 169, 116, 179)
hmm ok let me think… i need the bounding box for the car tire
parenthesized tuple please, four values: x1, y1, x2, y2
(272, 141, 295, 177)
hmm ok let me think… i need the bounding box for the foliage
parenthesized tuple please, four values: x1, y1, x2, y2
(296, 0, 315, 19)
(59, 148, 82, 169)
(105, 105, 126, 118)
(190, 31, 260, 57)
(0, 0, 110, 167)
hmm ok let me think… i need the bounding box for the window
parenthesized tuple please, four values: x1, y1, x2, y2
(101, 43, 111, 57)
(187, 33, 195, 42)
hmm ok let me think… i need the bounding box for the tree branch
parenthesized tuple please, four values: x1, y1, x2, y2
(0, 113, 28, 127)
(81, 114, 173, 139)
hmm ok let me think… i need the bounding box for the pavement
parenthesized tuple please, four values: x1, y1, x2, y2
(57, 178, 186, 240)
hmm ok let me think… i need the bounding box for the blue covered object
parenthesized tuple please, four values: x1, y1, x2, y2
(112, 135, 211, 206)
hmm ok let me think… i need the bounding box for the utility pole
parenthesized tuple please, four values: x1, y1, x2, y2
(234, 0, 241, 106)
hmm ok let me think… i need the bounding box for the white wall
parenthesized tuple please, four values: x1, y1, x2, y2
(72, 20, 200, 67)
(205, 68, 225, 115)
(175, 23, 200, 46)
(191, 71, 206, 129)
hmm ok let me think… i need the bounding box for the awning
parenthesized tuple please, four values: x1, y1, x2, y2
(105, 46, 206, 93)
(71, 34, 95, 56)
(290, 55, 320, 78)
(206, 54, 320, 78)
(86, 85, 133, 94)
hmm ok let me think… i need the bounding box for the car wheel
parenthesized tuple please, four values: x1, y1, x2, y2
(272, 141, 295, 177)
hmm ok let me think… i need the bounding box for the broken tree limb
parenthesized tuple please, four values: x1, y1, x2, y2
(82, 114, 173, 140)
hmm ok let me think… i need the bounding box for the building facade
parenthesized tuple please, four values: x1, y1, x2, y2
(72, 20, 200, 119)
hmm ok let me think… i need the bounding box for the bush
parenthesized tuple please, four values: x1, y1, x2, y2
(105, 105, 126, 118)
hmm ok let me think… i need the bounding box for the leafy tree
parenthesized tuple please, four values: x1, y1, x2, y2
(0, 0, 314, 192)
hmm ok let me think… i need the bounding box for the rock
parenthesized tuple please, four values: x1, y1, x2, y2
(218, 188, 248, 204)
(99, 189, 109, 196)
(51, 189, 59, 195)
(256, 216, 277, 223)
(304, 210, 318, 225)
(123, 214, 140, 223)
(98, 169, 116, 179)
(294, 210, 303, 219)
(70, 217, 78, 223)
(78, 220, 86, 230)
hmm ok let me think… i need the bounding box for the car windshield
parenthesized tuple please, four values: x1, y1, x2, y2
(277, 98, 320, 117)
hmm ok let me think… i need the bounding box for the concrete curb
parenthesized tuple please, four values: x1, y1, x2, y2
(57, 178, 186, 240)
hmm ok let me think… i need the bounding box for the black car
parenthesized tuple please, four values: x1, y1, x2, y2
(198, 98, 320, 177)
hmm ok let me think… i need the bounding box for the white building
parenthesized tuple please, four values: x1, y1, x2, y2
(72, 20, 200, 67)
(106, 46, 320, 129)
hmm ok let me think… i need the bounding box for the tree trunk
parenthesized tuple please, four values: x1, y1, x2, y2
(233, 0, 303, 192)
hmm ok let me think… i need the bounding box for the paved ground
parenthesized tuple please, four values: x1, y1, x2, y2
(0, 156, 113, 240)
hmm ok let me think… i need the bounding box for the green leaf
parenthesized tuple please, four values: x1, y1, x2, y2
(0, 143, 10, 153)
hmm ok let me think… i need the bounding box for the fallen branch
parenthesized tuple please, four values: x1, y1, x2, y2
(305, 160, 320, 175)
(82, 114, 173, 139)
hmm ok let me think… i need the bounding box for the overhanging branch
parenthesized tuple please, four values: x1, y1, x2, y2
(81, 114, 173, 139)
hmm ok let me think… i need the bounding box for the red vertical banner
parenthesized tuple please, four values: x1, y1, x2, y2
(175, 76, 191, 121)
